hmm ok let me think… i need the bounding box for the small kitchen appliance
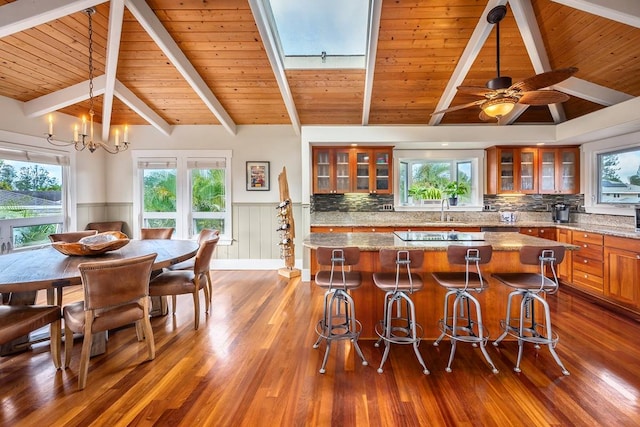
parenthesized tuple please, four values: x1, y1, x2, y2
(552, 203, 570, 223)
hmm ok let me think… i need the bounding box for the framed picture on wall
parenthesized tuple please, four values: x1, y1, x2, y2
(246, 161, 270, 191)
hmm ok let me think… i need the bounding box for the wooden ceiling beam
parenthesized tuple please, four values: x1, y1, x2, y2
(509, 0, 565, 123)
(101, 0, 125, 142)
(551, 0, 640, 28)
(0, 0, 105, 39)
(362, 0, 383, 126)
(125, 0, 237, 135)
(114, 80, 172, 136)
(248, 0, 300, 135)
(429, 0, 508, 126)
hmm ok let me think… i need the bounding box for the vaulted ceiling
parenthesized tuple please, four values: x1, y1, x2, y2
(0, 0, 639, 139)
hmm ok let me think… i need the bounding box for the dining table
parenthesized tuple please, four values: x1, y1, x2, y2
(0, 239, 199, 356)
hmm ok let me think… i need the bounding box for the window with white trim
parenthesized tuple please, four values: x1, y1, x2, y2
(0, 144, 69, 250)
(133, 150, 232, 241)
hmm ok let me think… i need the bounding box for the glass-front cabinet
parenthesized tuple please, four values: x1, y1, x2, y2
(312, 146, 393, 194)
(487, 146, 579, 195)
(313, 147, 352, 194)
(492, 147, 537, 194)
(539, 147, 580, 194)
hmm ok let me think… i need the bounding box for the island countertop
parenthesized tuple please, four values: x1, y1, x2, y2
(303, 231, 580, 251)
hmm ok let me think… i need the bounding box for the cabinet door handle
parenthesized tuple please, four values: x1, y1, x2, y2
(583, 244, 588, 248)
(584, 259, 588, 263)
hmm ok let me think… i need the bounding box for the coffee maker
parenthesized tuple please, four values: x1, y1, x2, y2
(552, 203, 570, 223)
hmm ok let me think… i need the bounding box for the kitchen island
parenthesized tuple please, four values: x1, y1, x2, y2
(303, 231, 578, 340)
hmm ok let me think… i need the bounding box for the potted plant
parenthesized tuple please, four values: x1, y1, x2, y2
(444, 181, 469, 206)
(408, 183, 427, 205)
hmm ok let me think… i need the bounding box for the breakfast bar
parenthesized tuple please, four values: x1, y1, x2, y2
(304, 231, 578, 340)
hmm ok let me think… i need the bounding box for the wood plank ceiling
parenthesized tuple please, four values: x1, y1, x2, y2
(0, 0, 638, 137)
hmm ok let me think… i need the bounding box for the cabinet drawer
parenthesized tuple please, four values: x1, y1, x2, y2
(572, 243, 603, 261)
(604, 235, 640, 252)
(572, 271, 604, 294)
(572, 232, 604, 246)
(573, 254, 603, 277)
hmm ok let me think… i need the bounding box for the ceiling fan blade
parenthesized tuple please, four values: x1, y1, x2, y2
(456, 86, 493, 97)
(431, 100, 484, 115)
(511, 67, 578, 92)
(518, 90, 570, 105)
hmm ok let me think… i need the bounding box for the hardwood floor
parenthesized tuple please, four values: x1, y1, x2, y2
(1, 271, 640, 426)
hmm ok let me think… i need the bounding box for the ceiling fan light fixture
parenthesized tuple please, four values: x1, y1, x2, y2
(482, 97, 517, 118)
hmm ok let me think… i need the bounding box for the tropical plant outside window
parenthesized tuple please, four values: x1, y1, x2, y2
(135, 152, 231, 240)
(400, 159, 473, 206)
(598, 146, 640, 204)
(0, 156, 65, 249)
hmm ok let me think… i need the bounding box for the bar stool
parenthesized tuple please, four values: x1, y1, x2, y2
(373, 249, 429, 375)
(313, 247, 368, 374)
(432, 245, 498, 373)
(492, 245, 570, 375)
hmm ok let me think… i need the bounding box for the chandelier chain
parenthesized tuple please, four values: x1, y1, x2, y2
(87, 9, 94, 117)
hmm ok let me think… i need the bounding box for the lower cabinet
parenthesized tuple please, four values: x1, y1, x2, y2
(571, 231, 604, 295)
(604, 236, 640, 309)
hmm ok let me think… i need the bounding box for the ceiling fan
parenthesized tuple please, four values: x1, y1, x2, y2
(432, 5, 578, 121)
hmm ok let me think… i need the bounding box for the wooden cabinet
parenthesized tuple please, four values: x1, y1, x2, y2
(556, 228, 573, 283)
(353, 148, 392, 194)
(538, 147, 580, 194)
(312, 146, 393, 194)
(604, 236, 640, 309)
(571, 232, 604, 295)
(519, 227, 557, 240)
(312, 147, 352, 194)
(486, 146, 580, 195)
(486, 147, 538, 194)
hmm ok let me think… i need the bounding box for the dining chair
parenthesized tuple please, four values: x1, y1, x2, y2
(48, 230, 97, 243)
(149, 235, 219, 330)
(141, 227, 174, 240)
(168, 229, 219, 303)
(86, 221, 126, 235)
(0, 288, 62, 370)
(63, 253, 157, 390)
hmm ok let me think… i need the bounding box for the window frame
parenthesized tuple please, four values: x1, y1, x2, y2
(0, 131, 75, 251)
(583, 136, 640, 216)
(393, 149, 484, 212)
(132, 150, 232, 243)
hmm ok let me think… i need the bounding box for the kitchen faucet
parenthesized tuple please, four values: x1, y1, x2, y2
(440, 198, 450, 222)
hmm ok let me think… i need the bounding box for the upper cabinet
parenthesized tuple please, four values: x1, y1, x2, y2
(538, 147, 580, 194)
(486, 147, 538, 194)
(486, 146, 579, 195)
(313, 146, 393, 194)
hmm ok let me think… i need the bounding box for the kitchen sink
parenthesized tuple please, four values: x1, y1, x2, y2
(394, 231, 486, 241)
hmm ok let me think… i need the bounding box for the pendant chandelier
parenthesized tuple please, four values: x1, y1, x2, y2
(46, 8, 129, 154)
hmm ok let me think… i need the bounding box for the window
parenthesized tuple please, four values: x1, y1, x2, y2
(597, 146, 640, 204)
(0, 144, 69, 250)
(133, 151, 232, 242)
(262, 0, 371, 69)
(394, 150, 483, 210)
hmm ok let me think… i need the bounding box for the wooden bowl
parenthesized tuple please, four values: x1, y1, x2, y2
(51, 231, 130, 256)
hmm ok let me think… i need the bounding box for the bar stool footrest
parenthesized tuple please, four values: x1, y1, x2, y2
(315, 318, 363, 342)
(374, 319, 424, 346)
(498, 318, 559, 347)
(437, 317, 490, 344)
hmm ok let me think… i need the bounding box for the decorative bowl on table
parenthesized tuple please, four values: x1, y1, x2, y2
(51, 231, 130, 256)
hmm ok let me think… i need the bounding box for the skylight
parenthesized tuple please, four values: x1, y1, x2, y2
(264, 0, 371, 69)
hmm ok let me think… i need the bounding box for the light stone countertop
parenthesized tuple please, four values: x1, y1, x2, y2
(310, 211, 640, 240)
(303, 231, 580, 251)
